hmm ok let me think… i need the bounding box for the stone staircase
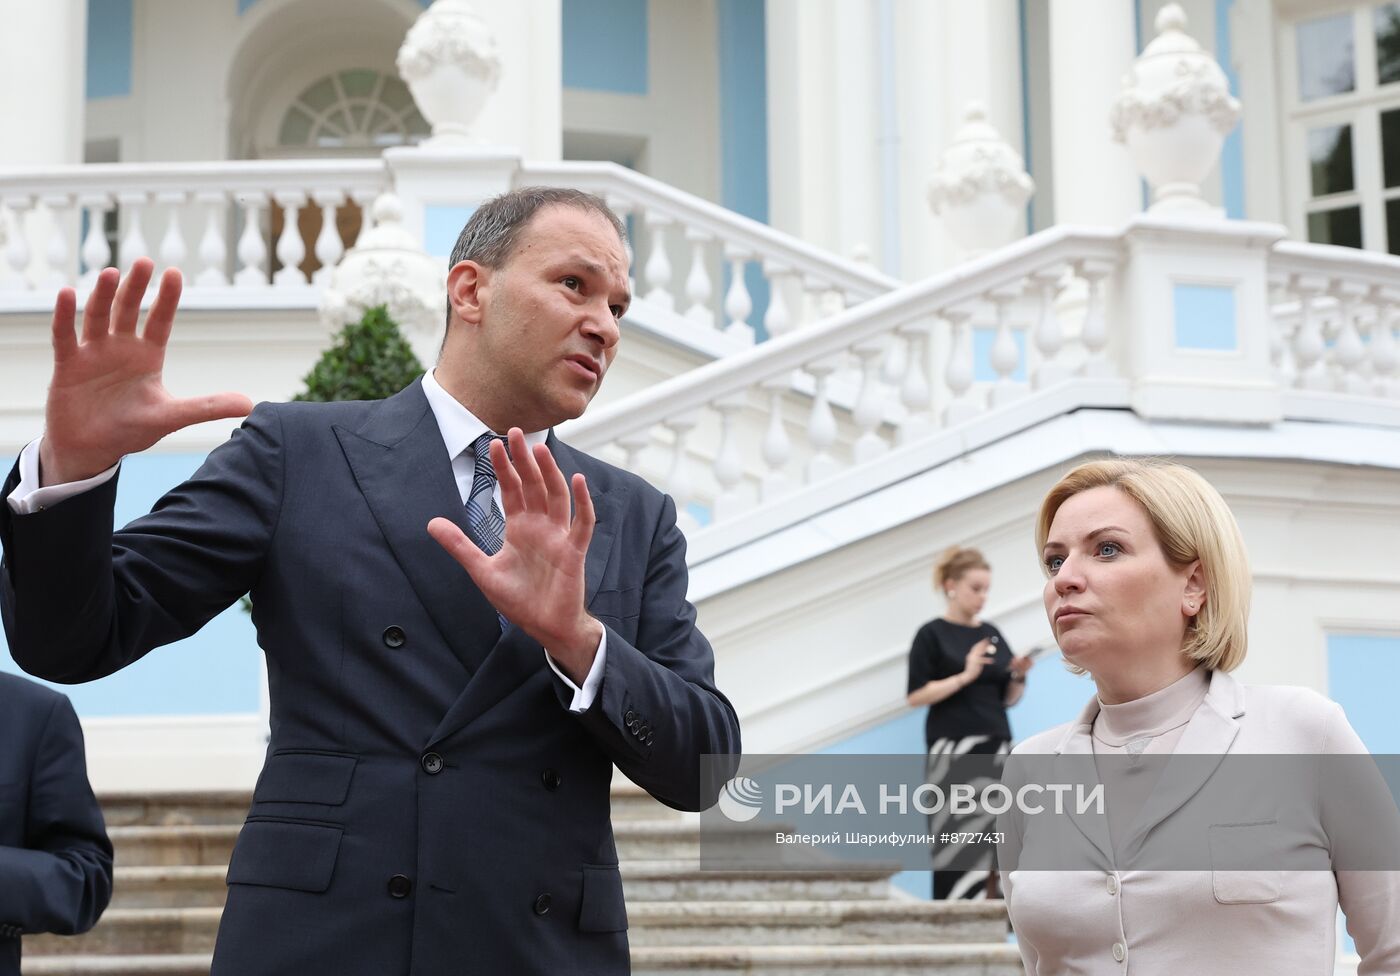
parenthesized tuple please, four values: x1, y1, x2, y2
(22, 787, 1021, 976)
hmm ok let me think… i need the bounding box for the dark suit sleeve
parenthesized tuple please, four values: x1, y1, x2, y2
(564, 494, 740, 812)
(0, 404, 284, 683)
(0, 695, 113, 935)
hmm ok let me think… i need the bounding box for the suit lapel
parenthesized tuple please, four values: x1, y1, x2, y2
(1118, 670, 1243, 861)
(335, 382, 501, 677)
(1052, 707, 1116, 869)
(426, 435, 628, 746)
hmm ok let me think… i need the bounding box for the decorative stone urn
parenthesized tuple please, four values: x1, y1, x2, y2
(396, 0, 502, 145)
(319, 193, 446, 368)
(928, 102, 1035, 257)
(1110, 3, 1241, 216)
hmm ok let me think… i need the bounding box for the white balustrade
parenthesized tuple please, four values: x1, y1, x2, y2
(664, 413, 702, 534)
(986, 282, 1025, 407)
(803, 356, 842, 484)
(895, 318, 934, 446)
(763, 264, 794, 340)
(1076, 260, 1114, 378)
(943, 306, 977, 426)
(759, 376, 793, 502)
(850, 340, 890, 463)
(1373, 290, 1399, 398)
(712, 394, 748, 522)
(1031, 268, 1067, 389)
(0, 159, 387, 304)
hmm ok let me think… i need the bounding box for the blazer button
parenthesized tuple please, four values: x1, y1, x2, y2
(645, 731, 655, 746)
(533, 893, 552, 916)
(1112, 942, 1125, 962)
(421, 752, 444, 775)
(541, 768, 562, 791)
(383, 626, 406, 648)
(624, 708, 636, 725)
(388, 874, 412, 898)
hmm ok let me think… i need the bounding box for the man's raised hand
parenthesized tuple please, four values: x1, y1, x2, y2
(426, 428, 602, 684)
(40, 258, 254, 486)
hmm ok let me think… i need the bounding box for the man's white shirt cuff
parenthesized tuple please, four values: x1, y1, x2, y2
(6, 438, 120, 515)
(544, 630, 607, 713)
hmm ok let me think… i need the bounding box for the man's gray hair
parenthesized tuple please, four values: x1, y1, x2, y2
(443, 186, 627, 332)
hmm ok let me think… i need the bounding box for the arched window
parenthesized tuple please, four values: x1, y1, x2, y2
(278, 69, 429, 150)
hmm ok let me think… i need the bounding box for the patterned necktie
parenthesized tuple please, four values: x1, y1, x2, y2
(465, 432, 507, 555)
(464, 432, 509, 633)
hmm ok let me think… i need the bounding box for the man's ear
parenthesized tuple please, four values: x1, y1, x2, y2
(447, 260, 490, 327)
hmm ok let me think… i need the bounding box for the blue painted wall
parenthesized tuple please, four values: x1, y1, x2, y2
(0, 453, 263, 718)
(1173, 283, 1238, 350)
(562, 0, 649, 95)
(1215, 0, 1245, 219)
(718, 0, 772, 337)
(86, 0, 133, 100)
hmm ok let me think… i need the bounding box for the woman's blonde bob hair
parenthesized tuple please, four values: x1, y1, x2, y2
(1035, 458, 1251, 672)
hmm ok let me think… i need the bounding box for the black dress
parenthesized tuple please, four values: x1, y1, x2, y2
(906, 618, 1013, 900)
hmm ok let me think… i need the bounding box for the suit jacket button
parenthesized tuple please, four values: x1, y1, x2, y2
(645, 731, 655, 746)
(624, 708, 636, 725)
(388, 875, 412, 898)
(541, 768, 562, 791)
(383, 626, 406, 648)
(533, 893, 552, 916)
(421, 752, 444, 775)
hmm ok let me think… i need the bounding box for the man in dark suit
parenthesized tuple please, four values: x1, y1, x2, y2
(0, 672, 113, 975)
(0, 187, 741, 975)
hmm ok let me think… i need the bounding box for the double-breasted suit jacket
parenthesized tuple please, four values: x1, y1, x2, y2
(0, 379, 742, 976)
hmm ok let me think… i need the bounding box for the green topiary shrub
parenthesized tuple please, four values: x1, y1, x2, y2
(244, 306, 424, 614)
(294, 305, 425, 402)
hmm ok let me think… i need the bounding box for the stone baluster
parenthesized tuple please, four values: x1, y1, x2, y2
(1330, 280, 1368, 395)
(723, 247, 755, 345)
(78, 192, 113, 289)
(712, 394, 749, 522)
(605, 194, 637, 290)
(39, 193, 74, 291)
(312, 190, 346, 287)
(1371, 288, 1399, 398)
(234, 192, 269, 288)
(617, 429, 651, 474)
(803, 355, 842, 484)
(1031, 268, 1068, 389)
(987, 283, 1025, 406)
(1076, 260, 1114, 377)
(760, 376, 793, 502)
(194, 191, 229, 287)
(851, 340, 889, 463)
(156, 191, 188, 273)
(762, 263, 794, 340)
(896, 318, 935, 446)
(682, 229, 714, 328)
(273, 191, 309, 287)
(942, 306, 978, 426)
(664, 412, 702, 534)
(349, 187, 380, 242)
(1, 196, 32, 291)
(1266, 272, 1296, 387)
(643, 212, 675, 311)
(117, 191, 151, 272)
(1289, 275, 1328, 390)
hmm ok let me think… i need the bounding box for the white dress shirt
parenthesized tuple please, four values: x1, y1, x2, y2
(4, 370, 607, 712)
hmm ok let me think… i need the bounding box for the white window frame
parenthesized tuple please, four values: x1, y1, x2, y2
(1281, 0, 1400, 252)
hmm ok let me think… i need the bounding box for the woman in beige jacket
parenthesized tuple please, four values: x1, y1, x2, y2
(1002, 458, 1400, 975)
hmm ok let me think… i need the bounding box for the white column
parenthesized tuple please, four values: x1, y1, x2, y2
(1048, 0, 1141, 227)
(0, 0, 86, 166)
(466, 1, 562, 160)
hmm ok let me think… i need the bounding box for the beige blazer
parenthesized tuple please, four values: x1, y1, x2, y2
(1003, 669, 1400, 975)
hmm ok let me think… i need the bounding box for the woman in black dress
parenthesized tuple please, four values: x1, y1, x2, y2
(906, 545, 1033, 899)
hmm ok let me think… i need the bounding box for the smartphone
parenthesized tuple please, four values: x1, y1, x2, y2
(1021, 643, 1055, 661)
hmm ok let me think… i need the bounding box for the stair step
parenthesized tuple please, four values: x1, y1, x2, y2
(108, 820, 777, 867)
(22, 945, 1022, 976)
(107, 861, 905, 912)
(626, 900, 1007, 947)
(631, 944, 1023, 975)
(27, 900, 1007, 957)
(98, 781, 676, 830)
(22, 956, 212, 976)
